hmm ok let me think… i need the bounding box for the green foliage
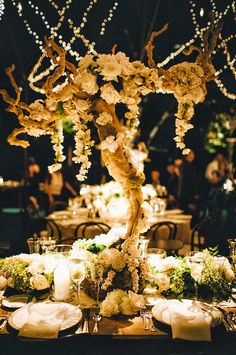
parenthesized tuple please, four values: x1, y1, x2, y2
(0, 258, 32, 293)
(205, 110, 236, 153)
(86, 243, 106, 254)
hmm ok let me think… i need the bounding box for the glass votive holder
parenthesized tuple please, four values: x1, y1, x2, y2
(186, 251, 207, 264)
(27, 237, 40, 254)
(46, 244, 72, 256)
(147, 248, 166, 268)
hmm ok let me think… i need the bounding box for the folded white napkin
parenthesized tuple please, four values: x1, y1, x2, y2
(169, 301, 211, 341)
(19, 305, 68, 339)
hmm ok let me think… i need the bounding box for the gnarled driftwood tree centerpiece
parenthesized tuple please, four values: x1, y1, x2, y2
(0, 23, 221, 293)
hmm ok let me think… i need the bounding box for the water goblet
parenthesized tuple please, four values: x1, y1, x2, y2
(94, 264, 104, 307)
(70, 259, 86, 306)
(187, 251, 206, 300)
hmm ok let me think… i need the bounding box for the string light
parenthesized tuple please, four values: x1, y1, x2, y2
(100, 2, 119, 36)
(214, 77, 236, 100)
(26, 0, 118, 93)
(0, 0, 4, 21)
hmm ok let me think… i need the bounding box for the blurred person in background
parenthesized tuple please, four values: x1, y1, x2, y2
(26, 157, 43, 212)
(205, 153, 225, 183)
(165, 162, 179, 208)
(44, 169, 77, 212)
(150, 169, 161, 188)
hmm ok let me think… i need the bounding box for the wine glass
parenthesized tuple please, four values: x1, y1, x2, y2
(70, 259, 86, 306)
(94, 264, 104, 307)
(187, 251, 206, 300)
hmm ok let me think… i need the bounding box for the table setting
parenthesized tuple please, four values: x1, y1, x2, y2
(1, 228, 236, 346)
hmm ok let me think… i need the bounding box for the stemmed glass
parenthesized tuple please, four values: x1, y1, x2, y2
(187, 251, 206, 300)
(93, 263, 104, 307)
(70, 259, 86, 307)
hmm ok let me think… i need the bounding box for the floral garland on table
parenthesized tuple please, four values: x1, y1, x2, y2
(71, 234, 236, 317)
(0, 245, 235, 317)
(0, 23, 221, 297)
(0, 254, 55, 298)
(147, 251, 235, 302)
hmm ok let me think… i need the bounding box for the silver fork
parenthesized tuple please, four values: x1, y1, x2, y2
(140, 309, 156, 332)
(200, 302, 236, 332)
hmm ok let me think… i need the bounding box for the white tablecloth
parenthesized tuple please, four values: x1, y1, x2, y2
(47, 209, 192, 245)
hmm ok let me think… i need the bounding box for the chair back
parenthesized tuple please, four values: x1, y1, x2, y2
(47, 219, 62, 243)
(190, 217, 212, 251)
(148, 239, 183, 255)
(147, 221, 177, 241)
(74, 221, 111, 239)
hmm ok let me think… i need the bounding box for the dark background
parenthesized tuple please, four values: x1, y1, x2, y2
(0, 0, 235, 184)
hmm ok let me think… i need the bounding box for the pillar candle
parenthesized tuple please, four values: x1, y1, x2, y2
(54, 262, 71, 301)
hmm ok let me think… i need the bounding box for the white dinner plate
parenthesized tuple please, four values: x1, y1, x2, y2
(152, 299, 223, 327)
(8, 302, 82, 331)
(2, 294, 31, 309)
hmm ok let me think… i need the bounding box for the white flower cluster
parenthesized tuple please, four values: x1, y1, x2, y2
(71, 226, 127, 253)
(162, 62, 206, 154)
(147, 252, 235, 296)
(100, 289, 145, 317)
(0, 253, 55, 293)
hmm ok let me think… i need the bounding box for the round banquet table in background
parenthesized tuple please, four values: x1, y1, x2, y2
(46, 209, 192, 247)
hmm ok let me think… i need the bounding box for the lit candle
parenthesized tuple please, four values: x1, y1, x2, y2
(53, 262, 71, 301)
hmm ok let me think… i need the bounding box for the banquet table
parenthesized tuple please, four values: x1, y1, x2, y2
(1, 299, 236, 355)
(46, 209, 192, 245)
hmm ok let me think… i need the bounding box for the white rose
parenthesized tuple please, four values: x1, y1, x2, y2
(100, 298, 119, 317)
(100, 83, 120, 105)
(28, 261, 45, 275)
(155, 273, 170, 292)
(74, 70, 98, 95)
(223, 264, 235, 282)
(30, 274, 50, 290)
(111, 253, 126, 272)
(97, 249, 113, 266)
(158, 256, 181, 272)
(128, 291, 145, 311)
(0, 276, 7, 290)
(120, 297, 134, 315)
(96, 112, 113, 126)
(106, 289, 127, 304)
